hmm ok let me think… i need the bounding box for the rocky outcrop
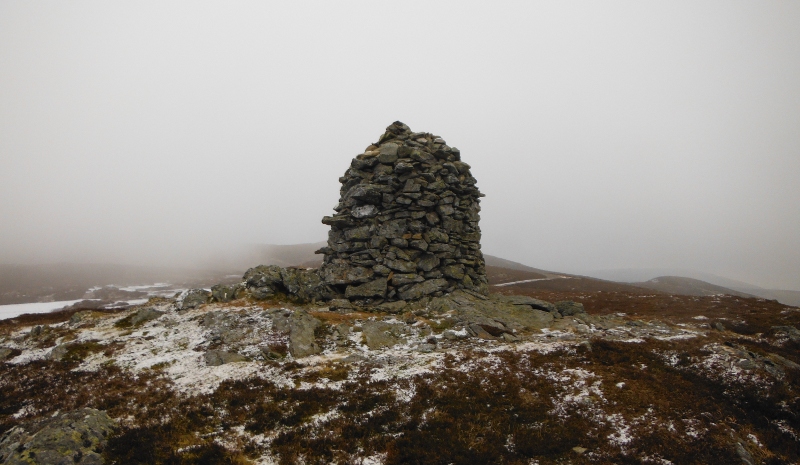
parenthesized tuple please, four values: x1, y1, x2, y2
(0, 408, 115, 465)
(176, 289, 211, 310)
(317, 122, 488, 303)
(243, 265, 334, 303)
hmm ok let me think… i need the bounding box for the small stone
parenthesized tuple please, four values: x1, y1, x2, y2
(378, 143, 399, 163)
(352, 205, 379, 218)
(391, 273, 425, 286)
(384, 259, 417, 273)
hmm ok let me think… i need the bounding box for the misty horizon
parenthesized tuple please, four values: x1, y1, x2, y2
(2, 2, 799, 291)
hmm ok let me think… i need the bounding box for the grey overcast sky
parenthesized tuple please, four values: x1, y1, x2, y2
(1, 1, 799, 290)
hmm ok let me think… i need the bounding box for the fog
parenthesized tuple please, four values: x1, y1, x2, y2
(1, 1, 799, 290)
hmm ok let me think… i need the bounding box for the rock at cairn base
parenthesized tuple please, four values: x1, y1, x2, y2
(318, 121, 488, 303)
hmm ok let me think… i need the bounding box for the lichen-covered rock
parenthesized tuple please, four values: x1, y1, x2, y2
(318, 122, 488, 302)
(504, 295, 558, 313)
(202, 311, 249, 345)
(288, 310, 322, 358)
(362, 321, 405, 349)
(177, 289, 210, 310)
(0, 408, 115, 465)
(210, 283, 244, 303)
(243, 265, 334, 302)
(556, 301, 586, 316)
(204, 350, 247, 366)
(345, 278, 388, 299)
(398, 278, 449, 301)
(0, 347, 15, 361)
(130, 307, 164, 326)
(46, 343, 70, 361)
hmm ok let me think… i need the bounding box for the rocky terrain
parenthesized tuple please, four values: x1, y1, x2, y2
(1, 271, 799, 464)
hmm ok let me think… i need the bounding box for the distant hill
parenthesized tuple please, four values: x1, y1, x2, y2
(631, 276, 755, 298)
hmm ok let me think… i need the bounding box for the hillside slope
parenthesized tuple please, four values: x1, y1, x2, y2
(631, 276, 756, 298)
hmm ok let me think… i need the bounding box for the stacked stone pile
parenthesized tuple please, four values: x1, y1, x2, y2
(316, 122, 488, 303)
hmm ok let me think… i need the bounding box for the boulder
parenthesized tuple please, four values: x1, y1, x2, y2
(772, 325, 800, 342)
(177, 289, 210, 310)
(211, 283, 243, 303)
(204, 350, 247, 366)
(556, 301, 586, 316)
(0, 408, 115, 465)
(288, 310, 322, 358)
(503, 295, 558, 313)
(244, 265, 283, 289)
(363, 321, 405, 349)
(130, 307, 164, 326)
(0, 347, 15, 361)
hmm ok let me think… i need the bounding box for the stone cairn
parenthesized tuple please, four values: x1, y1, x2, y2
(316, 121, 488, 303)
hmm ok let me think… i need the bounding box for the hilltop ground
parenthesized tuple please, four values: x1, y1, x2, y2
(1, 266, 799, 465)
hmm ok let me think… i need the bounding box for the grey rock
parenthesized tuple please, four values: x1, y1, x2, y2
(391, 273, 425, 286)
(468, 324, 499, 340)
(344, 225, 372, 241)
(398, 278, 449, 300)
(417, 253, 441, 272)
(244, 265, 283, 289)
(341, 353, 366, 363)
(346, 183, 384, 205)
(378, 143, 399, 163)
(46, 344, 70, 361)
(504, 295, 558, 313)
(442, 329, 467, 340)
(289, 310, 322, 358)
(345, 278, 388, 299)
(772, 325, 800, 342)
(0, 408, 115, 465)
(321, 263, 374, 285)
(415, 343, 436, 352)
(352, 205, 379, 218)
(363, 321, 405, 349)
(202, 311, 255, 345)
(249, 286, 275, 300)
(69, 310, 94, 325)
(375, 300, 408, 314)
(130, 307, 165, 326)
(384, 259, 417, 273)
(735, 441, 755, 465)
(279, 267, 335, 302)
(178, 289, 211, 310)
(442, 264, 466, 280)
(329, 298, 354, 310)
(556, 301, 586, 316)
(0, 347, 14, 361)
(211, 283, 242, 303)
(204, 350, 247, 366)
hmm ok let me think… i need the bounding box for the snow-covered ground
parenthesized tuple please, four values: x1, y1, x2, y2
(0, 283, 183, 320)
